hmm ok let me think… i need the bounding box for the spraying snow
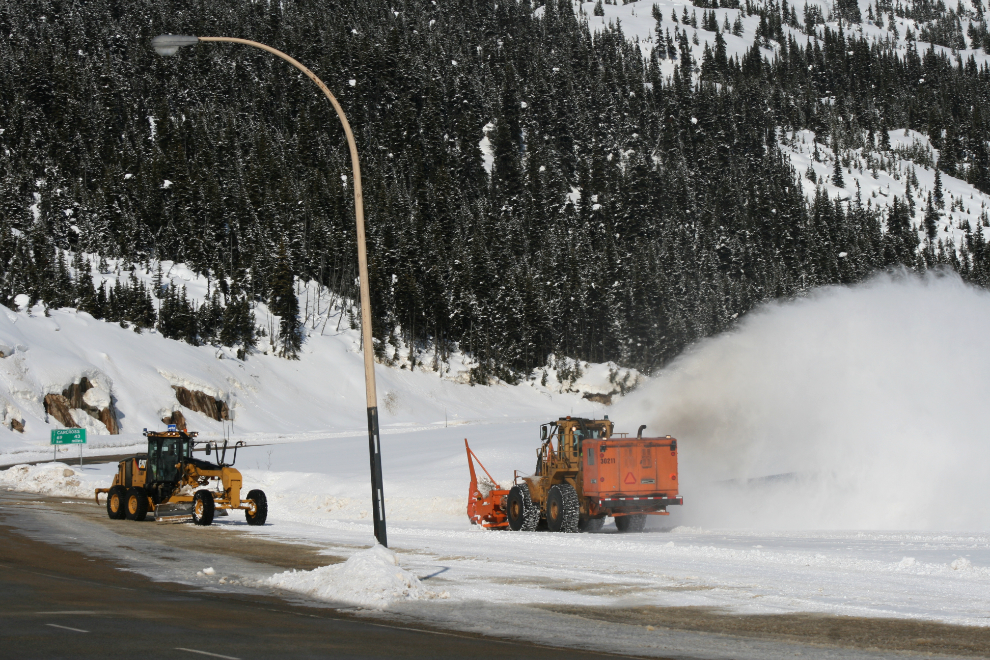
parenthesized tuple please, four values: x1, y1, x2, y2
(617, 270, 990, 531)
(266, 544, 447, 609)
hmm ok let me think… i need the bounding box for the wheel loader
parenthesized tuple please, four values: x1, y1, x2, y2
(466, 416, 682, 533)
(95, 426, 267, 526)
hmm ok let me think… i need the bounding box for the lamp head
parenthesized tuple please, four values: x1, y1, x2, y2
(152, 34, 199, 56)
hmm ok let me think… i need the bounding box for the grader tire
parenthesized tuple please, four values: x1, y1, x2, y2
(615, 513, 647, 533)
(106, 486, 127, 520)
(245, 489, 268, 526)
(506, 484, 539, 532)
(546, 484, 579, 533)
(125, 487, 149, 521)
(192, 490, 215, 526)
(579, 515, 605, 533)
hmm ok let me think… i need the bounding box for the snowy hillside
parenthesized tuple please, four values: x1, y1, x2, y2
(574, 0, 990, 257)
(575, 0, 990, 69)
(0, 253, 650, 464)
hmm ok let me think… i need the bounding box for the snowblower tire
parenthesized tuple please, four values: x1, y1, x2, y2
(546, 483, 580, 533)
(506, 484, 539, 531)
(579, 515, 605, 533)
(125, 487, 149, 521)
(615, 513, 647, 533)
(107, 486, 127, 520)
(245, 489, 268, 526)
(192, 490, 215, 526)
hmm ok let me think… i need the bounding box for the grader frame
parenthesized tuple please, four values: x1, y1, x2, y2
(96, 428, 267, 526)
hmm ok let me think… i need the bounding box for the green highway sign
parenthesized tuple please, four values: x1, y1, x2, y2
(51, 428, 86, 445)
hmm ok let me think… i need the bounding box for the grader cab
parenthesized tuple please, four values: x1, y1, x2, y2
(95, 427, 267, 526)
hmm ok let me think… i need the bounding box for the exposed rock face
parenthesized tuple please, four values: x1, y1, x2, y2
(10, 418, 24, 433)
(43, 394, 75, 427)
(172, 386, 229, 421)
(43, 377, 120, 434)
(161, 410, 188, 430)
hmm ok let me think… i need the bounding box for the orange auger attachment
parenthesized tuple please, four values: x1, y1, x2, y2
(465, 439, 512, 529)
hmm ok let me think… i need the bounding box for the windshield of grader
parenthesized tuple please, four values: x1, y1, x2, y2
(148, 436, 191, 484)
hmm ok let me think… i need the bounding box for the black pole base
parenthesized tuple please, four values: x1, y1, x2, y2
(367, 406, 388, 547)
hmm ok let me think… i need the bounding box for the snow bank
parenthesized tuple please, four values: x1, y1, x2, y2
(265, 544, 447, 609)
(0, 462, 112, 499)
(617, 271, 990, 531)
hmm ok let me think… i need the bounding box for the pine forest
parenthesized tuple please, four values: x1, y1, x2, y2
(3, 0, 990, 378)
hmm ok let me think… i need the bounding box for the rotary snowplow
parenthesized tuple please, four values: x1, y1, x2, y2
(95, 427, 267, 526)
(466, 440, 512, 529)
(465, 416, 682, 533)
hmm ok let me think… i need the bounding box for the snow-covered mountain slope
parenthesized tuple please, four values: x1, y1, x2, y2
(571, 0, 990, 256)
(0, 287, 638, 464)
(574, 0, 990, 70)
(783, 128, 990, 251)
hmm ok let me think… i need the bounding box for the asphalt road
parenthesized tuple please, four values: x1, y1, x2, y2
(2, 490, 986, 660)
(0, 495, 628, 660)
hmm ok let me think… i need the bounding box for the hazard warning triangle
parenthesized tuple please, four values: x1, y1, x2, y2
(624, 472, 636, 484)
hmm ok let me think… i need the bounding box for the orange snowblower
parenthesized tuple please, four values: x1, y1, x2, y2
(465, 439, 512, 529)
(465, 416, 683, 533)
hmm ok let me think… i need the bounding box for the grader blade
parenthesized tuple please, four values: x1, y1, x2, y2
(154, 501, 193, 523)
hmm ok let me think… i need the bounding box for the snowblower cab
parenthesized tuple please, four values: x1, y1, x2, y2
(534, 417, 612, 475)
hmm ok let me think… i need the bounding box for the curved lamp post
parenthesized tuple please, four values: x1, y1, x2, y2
(152, 34, 388, 547)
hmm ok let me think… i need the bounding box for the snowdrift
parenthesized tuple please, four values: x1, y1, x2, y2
(617, 270, 990, 531)
(266, 544, 447, 608)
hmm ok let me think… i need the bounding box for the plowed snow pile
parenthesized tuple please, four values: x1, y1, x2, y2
(0, 462, 107, 498)
(266, 544, 447, 609)
(617, 271, 990, 530)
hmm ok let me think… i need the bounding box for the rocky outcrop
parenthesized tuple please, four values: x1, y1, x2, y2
(43, 377, 120, 434)
(161, 410, 188, 430)
(43, 394, 75, 427)
(10, 418, 23, 433)
(172, 386, 229, 421)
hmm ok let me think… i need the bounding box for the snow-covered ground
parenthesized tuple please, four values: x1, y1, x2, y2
(4, 270, 989, 632)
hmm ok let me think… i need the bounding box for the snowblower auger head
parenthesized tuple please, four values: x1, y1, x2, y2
(465, 439, 512, 529)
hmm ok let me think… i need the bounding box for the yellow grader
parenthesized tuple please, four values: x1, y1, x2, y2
(466, 415, 682, 533)
(95, 427, 267, 526)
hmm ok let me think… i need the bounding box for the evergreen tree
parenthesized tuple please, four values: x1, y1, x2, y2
(832, 147, 846, 188)
(924, 194, 940, 243)
(270, 243, 301, 359)
(934, 166, 944, 209)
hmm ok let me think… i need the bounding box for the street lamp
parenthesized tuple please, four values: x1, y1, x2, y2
(152, 34, 388, 547)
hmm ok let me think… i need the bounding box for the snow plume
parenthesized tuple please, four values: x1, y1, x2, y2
(617, 271, 990, 531)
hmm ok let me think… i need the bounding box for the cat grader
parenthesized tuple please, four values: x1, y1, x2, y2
(466, 416, 682, 532)
(95, 426, 267, 526)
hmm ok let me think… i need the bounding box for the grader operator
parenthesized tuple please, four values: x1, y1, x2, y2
(95, 426, 267, 526)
